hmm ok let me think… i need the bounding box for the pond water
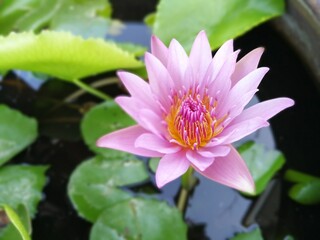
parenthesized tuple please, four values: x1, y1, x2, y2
(0, 4, 319, 240)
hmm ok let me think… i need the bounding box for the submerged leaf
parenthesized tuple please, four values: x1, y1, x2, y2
(90, 198, 187, 240)
(0, 105, 37, 166)
(0, 31, 143, 81)
(152, 0, 284, 51)
(68, 156, 149, 222)
(238, 141, 285, 195)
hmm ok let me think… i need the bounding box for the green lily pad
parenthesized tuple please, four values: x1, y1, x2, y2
(238, 141, 285, 195)
(231, 227, 263, 240)
(90, 198, 187, 240)
(288, 181, 320, 205)
(81, 100, 135, 157)
(149, 158, 160, 173)
(68, 155, 149, 222)
(0, 204, 31, 240)
(0, 105, 38, 166)
(0, 31, 143, 81)
(0, 165, 48, 218)
(152, 0, 284, 51)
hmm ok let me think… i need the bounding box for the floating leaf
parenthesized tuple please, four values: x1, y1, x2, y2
(0, 204, 31, 240)
(238, 141, 285, 195)
(284, 169, 320, 183)
(231, 227, 263, 240)
(68, 155, 148, 222)
(0, 165, 48, 217)
(81, 100, 135, 156)
(90, 198, 187, 240)
(0, 31, 143, 81)
(0, 105, 37, 166)
(0, 0, 112, 38)
(49, 0, 112, 38)
(152, 0, 284, 51)
(288, 181, 320, 205)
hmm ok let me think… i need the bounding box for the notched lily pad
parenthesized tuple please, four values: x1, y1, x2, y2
(90, 198, 187, 240)
(238, 141, 285, 195)
(68, 155, 149, 222)
(0, 105, 38, 166)
(0, 31, 143, 81)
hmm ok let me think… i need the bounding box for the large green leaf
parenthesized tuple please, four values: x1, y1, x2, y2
(152, 0, 284, 51)
(0, 105, 37, 166)
(0, 31, 143, 81)
(90, 198, 187, 240)
(0, 165, 48, 217)
(0, 0, 112, 37)
(81, 100, 135, 156)
(0, 204, 31, 240)
(68, 155, 149, 222)
(238, 141, 285, 195)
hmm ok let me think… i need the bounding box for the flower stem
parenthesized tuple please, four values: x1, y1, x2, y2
(177, 168, 197, 214)
(72, 78, 112, 101)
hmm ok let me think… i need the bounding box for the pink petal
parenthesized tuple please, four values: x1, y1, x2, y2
(115, 96, 142, 124)
(151, 35, 168, 66)
(198, 145, 231, 158)
(156, 151, 190, 188)
(186, 150, 214, 171)
(197, 145, 255, 193)
(117, 71, 160, 114)
(139, 109, 168, 138)
(211, 39, 234, 79)
(166, 39, 189, 89)
(207, 50, 239, 103)
(218, 117, 269, 144)
(135, 133, 181, 154)
(231, 47, 264, 86)
(219, 67, 269, 119)
(189, 31, 212, 81)
(234, 97, 294, 122)
(145, 52, 173, 111)
(97, 125, 163, 157)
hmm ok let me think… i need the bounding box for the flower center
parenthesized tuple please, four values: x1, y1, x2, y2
(166, 91, 224, 149)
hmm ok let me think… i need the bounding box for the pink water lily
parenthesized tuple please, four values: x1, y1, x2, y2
(97, 31, 294, 194)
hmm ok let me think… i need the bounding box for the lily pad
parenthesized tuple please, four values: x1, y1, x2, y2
(0, 105, 38, 166)
(0, 31, 143, 81)
(231, 227, 263, 240)
(81, 100, 135, 157)
(68, 155, 149, 222)
(288, 181, 320, 205)
(152, 0, 284, 51)
(90, 198, 187, 240)
(0, 204, 31, 240)
(238, 141, 285, 195)
(0, 165, 48, 217)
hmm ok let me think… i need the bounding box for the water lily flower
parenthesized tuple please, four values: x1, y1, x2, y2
(97, 31, 294, 194)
